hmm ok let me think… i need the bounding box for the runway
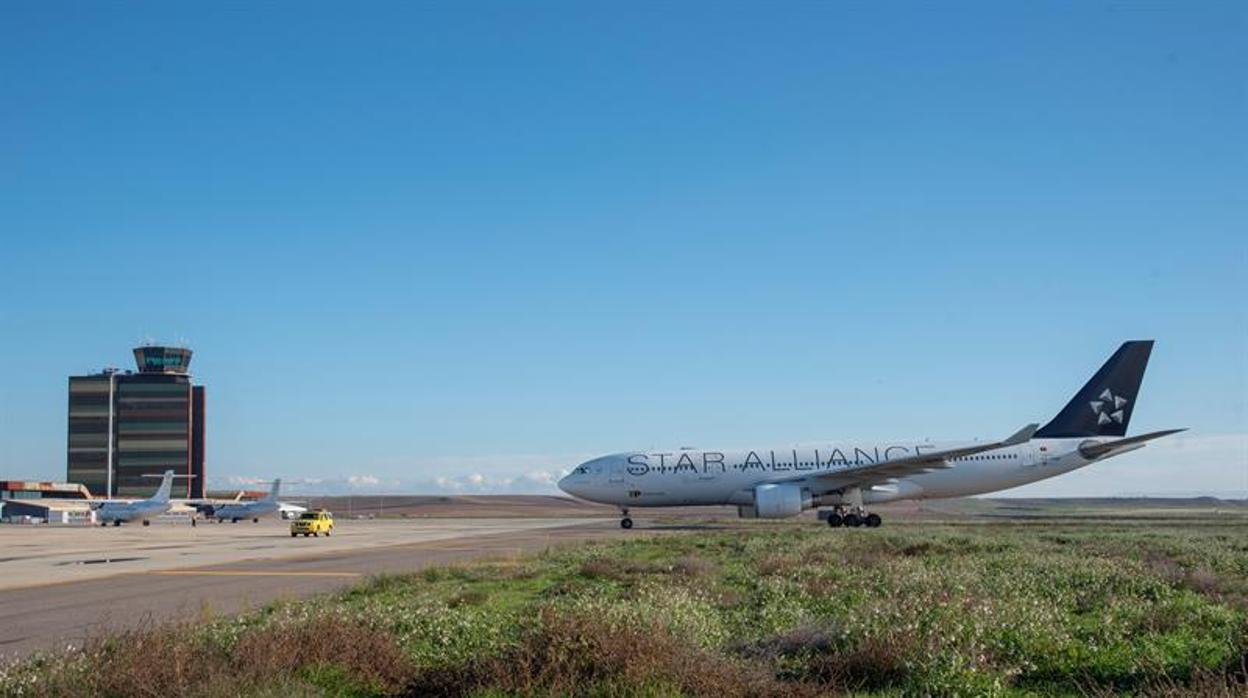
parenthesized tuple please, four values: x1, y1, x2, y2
(0, 517, 617, 659)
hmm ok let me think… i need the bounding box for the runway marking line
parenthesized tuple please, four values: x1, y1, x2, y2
(153, 570, 362, 578)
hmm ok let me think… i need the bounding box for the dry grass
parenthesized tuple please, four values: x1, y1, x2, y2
(671, 553, 717, 578)
(409, 608, 815, 697)
(737, 623, 918, 692)
(13, 612, 414, 698)
(802, 633, 919, 691)
(578, 558, 628, 582)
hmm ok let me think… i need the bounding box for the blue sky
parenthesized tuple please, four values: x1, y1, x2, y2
(1, 2, 1244, 496)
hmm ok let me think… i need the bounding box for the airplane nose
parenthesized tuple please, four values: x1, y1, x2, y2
(557, 472, 577, 497)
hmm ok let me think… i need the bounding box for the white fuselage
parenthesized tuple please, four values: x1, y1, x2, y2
(558, 438, 1099, 509)
(96, 499, 172, 524)
(211, 499, 280, 521)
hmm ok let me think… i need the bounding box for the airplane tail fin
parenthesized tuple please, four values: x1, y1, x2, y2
(266, 479, 281, 501)
(1035, 341, 1154, 438)
(152, 470, 175, 503)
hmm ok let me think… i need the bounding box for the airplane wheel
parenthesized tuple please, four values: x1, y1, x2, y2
(843, 513, 861, 528)
(826, 513, 843, 528)
(113, 521, 121, 527)
(865, 513, 882, 528)
(253, 518, 259, 523)
(231, 518, 239, 523)
(142, 520, 150, 527)
(620, 517, 634, 530)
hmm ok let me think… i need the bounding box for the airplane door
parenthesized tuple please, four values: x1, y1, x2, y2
(1019, 442, 1039, 468)
(607, 461, 626, 485)
(1037, 442, 1057, 467)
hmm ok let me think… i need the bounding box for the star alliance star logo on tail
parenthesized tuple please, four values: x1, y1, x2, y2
(1090, 388, 1129, 425)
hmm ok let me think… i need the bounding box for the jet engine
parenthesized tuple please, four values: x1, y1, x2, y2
(750, 484, 811, 519)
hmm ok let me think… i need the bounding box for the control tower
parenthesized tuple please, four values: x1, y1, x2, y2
(67, 346, 206, 499)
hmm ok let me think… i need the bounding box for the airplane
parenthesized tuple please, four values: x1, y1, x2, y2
(93, 470, 178, 527)
(206, 479, 285, 523)
(558, 341, 1184, 529)
(278, 502, 308, 520)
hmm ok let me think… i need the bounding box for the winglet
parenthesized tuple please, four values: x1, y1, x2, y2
(1003, 423, 1040, 446)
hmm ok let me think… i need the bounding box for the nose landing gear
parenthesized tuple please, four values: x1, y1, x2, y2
(619, 508, 633, 530)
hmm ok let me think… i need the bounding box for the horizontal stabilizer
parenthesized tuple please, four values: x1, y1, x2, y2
(1078, 428, 1187, 460)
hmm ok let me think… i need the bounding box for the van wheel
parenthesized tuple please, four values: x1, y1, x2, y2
(291, 532, 296, 537)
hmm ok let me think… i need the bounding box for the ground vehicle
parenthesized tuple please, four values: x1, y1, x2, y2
(290, 510, 334, 537)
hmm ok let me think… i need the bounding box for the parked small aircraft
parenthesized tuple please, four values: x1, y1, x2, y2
(93, 470, 178, 527)
(206, 479, 285, 523)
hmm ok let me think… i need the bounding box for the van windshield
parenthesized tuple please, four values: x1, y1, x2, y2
(298, 512, 318, 520)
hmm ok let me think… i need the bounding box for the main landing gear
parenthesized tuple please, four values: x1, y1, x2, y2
(824, 507, 882, 529)
(619, 508, 633, 530)
(823, 486, 881, 529)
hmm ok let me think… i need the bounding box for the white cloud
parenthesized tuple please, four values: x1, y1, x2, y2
(224, 475, 267, 486)
(424, 469, 565, 494)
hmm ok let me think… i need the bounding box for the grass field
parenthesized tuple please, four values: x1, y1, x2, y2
(2, 512, 1246, 697)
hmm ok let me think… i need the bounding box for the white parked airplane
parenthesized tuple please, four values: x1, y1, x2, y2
(558, 341, 1183, 529)
(278, 502, 308, 520)
(93, 470, 178, 527)
(207, 479, 284, 523)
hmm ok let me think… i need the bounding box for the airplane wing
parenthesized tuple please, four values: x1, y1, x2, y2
(87, 498, 137, 508)
(785, 423, 1040, 491)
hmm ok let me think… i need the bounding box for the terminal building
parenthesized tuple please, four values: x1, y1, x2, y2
(0, 481, 94, 524)
(67, 346, 206, 499)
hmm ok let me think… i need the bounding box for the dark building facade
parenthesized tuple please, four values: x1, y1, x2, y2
(67, 346, 205, 499)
